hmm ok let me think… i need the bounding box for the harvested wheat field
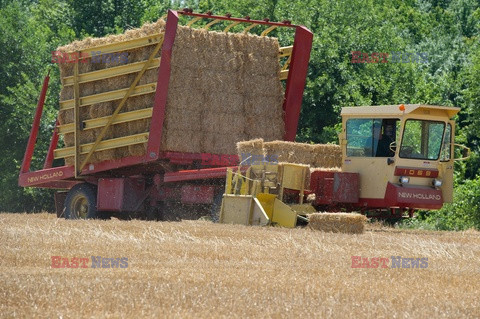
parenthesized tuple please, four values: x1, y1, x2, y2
(1, 213, 479, 318)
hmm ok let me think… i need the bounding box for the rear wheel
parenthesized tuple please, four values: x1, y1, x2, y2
(64, 183, 98, 219)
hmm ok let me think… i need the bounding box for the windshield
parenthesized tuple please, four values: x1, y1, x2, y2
(399, 120, 445, 160)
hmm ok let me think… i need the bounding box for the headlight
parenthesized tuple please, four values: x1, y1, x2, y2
(399, 176, 410, 184)
(433, 179, 442, 188)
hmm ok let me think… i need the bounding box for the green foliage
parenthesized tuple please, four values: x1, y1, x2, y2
(0, 0, 479, 214)
(401, 176, 480, 230)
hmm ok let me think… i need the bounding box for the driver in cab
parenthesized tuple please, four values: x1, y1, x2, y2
(373, 122, 395, 157)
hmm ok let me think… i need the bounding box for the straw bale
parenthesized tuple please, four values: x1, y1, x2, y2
(162, 129, 202, 153)
(94, 149, 117, 162)
(206, 30, 228, 55)
(64, 156, 74, 166)
(227, 33, 244, 49)
(244, 93, 284, 117)
(164, 109, 202, 131)
(257, 132, 285, 143)
(125, 94, 154, 136)
(245, 122, 284, 141)
(128, 44, 159, 64)
(63, 133, 74, 146)
(236, 138, 265, 157)
(257, 141, 342, 169)
(204, 92, 244, 113)
(92, 74, 129, 95)
(60, 86, 73, 101)
(89, 102, 114, 119)
(204, 31, 243, 72)
(58, 109, 72, 125)
(172, 27, 208, 66)
(202, 70, 244, 94)
(224, 50, 246, 72)
(169, 67, 203, 92)
(245, 75, 283, 96)
(310, 167, 342, 173)
(245, 55, 280, 77)
(56, 19, 165, 165)
(244, 35, 280, 76)
(201, 111, 244, 133)
(312, 144, 342, 168)
(128, 143, 147, 157)
(125, 94, 155, 112)
(263, 141, 315, 166)
(203, 133, 247, 155)
(167, 90, 201, 112)
(64, 152, 105, 168)
(308, 213, 367, 234)
(244, 35, 279, 59)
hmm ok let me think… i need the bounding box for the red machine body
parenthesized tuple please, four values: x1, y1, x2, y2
(310, 171, 360, 206)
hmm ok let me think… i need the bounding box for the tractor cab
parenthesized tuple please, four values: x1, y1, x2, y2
(339, 104, 467, 211)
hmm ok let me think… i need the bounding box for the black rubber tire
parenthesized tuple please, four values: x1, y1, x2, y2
(64, 183, 98, 219)
(384, 217, 402, 226)
(146, 204, 164, 221)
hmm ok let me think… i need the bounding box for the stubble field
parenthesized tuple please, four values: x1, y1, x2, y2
(1, 213, 479, 318)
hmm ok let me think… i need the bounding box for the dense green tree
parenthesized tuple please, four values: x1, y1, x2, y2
(0, 0, 74, 211)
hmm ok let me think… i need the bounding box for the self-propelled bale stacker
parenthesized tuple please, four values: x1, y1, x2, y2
(19, 9, 468, 222)
(219, 104, 470, 227)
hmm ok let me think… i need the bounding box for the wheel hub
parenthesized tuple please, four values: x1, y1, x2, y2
(71, 195, 88, 219)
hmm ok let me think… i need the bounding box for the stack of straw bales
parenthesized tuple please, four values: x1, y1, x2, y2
(237, 138, 342, 169)
(308, 213, 367, 234)
(57, 18, 284, 165)
(57, 20, 167, 165)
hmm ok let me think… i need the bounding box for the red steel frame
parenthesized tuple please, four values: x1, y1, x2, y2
(18, 9, 313, 189)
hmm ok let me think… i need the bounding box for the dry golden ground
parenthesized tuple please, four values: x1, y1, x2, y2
(1, 213, 479, 318)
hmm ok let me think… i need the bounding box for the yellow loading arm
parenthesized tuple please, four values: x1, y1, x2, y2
(220, 164, 311, 228)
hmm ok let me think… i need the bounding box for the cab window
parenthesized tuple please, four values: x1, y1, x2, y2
(346, 118, 400, 157)
(399, 120, 445, 160)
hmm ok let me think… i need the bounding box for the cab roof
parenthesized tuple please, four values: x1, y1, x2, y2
(341, 104, 460, 119)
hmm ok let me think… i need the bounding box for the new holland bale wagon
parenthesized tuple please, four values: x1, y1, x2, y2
(18, 9, 313, 220)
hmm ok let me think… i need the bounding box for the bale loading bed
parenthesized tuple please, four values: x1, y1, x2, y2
(54, 12, 292, 172)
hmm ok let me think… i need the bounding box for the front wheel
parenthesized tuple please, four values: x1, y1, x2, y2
(64, 183, 98, 219)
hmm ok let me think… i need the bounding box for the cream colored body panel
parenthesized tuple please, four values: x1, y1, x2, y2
(341, 157, 394, 199)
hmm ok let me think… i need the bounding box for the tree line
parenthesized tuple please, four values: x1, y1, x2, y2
(0, 0, 479, 229)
